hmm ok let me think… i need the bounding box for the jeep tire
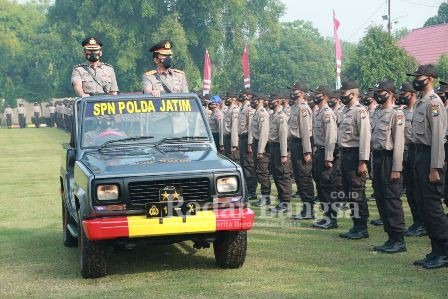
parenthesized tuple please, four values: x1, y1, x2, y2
(78, 212, 107, 278)
(213, 231, 247, 269)
(62, 201, 77, 247)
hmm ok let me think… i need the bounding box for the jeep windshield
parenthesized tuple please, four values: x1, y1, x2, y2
(81, 97, 209, 148)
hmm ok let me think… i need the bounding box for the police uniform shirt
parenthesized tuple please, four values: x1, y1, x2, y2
(313, 104, 337, 161)
(403, 106, 413, 148)
(411, 90, 447, 169)
(17, 106, 26, 116)
(369, 106, 380, 129)
(248, 107, 269, 154)
(283, 105, 292, 121)
(71, 62, 118, 94)
(49, 105, 55, 114)
(269, 110, 289, 157)
(44, 106, 51, 118)
(142, 68, 188, 94)
(334, 104, 344, 126)
(288, 101, 312, 153)
(221, 105, 228, 113)
(33, 105, 41, 115)
(208, 109, 224, 146)
(226, 105, 240, 148)
(372, 107, 405, 171)
(337, 101, 371, 161)
(238, 101, 254, 135)
(4, 107, 13, 116)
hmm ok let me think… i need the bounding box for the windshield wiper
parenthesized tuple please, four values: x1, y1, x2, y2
(99, 136, 155, 150)
(154, 136, 209, 146)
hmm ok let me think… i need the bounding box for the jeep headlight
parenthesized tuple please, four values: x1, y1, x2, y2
(97, 184, 119, 201)
(216, 176, 238, 193)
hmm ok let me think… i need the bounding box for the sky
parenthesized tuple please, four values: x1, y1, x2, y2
(280, 0, 443, 42)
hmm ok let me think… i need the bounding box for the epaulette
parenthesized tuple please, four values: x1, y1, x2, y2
(324, 107, 329, 111)
(429, 94, 437, 100)
(172, 69, 185, 74)
(73, 63, 88, 69)
(101, 62, 114, 68)
(145, 70, 157, 76)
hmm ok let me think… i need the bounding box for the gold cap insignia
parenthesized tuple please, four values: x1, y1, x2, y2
(165, 41, 171, 49)
(89, 38, 96, 45)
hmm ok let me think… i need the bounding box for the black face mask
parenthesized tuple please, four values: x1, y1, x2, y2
(313, 96, 324, 105)
(250, 101, 257, 109)
(398, 95, 410, 105)
(412, 78, 428, 91)
(374, 92, 389, 104)
(361, 98, 372, 106)
(328, 100, 336, 108)
(288, 100, 294, 106)
(86, 52, 100, 62)
(340, 94, 352, 105)
(161, 56, 173, 69)
(268, 102, 276, 110)
(263, 101, 268, 108)
(439, 95, 447, 103)
(290, 93, 300, 100)
(225, 99, 231, 106)
(208, 103, 216, 110)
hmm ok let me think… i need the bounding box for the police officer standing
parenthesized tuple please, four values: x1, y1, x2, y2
(398, 82, 425, 237)
(267, 94, 292, 212)
(309, 86, 338, 229)
(338, 80, 371, 240)
(71, 37, 119, 97)
(288, 82, 315, 220)
(143, 40, 188, 96)
(4, 105, 13, 129)
(17, 103, 26, 128)
(370, 81, 406, 253)
(249, 93, 271, 206)
(49, 103, 56, 127)
(207, 96, 224, 150)
(237, 88, 257, 199)
(223, 92, 240, 158)
(33, 102, 41, 128)
(407, 65, 448, 269)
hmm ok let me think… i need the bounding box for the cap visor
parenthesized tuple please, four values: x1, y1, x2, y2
(440, 80, 448, 86)
(406, 72, 420, 76)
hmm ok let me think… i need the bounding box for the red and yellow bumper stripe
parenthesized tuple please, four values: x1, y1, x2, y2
(83, 208, 255, 241)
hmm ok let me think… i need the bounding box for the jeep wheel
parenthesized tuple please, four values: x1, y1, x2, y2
(62, 201, 77, 247)
(78, 213, 107, 278)
(213, 231, 247, 269)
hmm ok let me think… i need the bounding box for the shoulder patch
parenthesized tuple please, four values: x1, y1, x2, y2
(172, 69, 185, 74)
(145, 70, 157, 75)
(429, 94, 437, 100)
(396, 114, 404, 125)
(300, 108, 308, 117)
(432, 104, 440, 117)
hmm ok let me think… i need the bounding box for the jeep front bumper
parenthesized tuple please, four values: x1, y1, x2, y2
(82, 208, 255, 241)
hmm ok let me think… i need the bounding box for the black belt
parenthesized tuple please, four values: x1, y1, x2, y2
(372, 149, 392, 156)
(316, 145, 325, 150)
(240, 133, 248, 138)
(414, 144, 430, 152)
(291, 137, 302, 142)
(340, 147, 359, 153)
(268, 142, 280, 147)
(408, 143, 415, 150)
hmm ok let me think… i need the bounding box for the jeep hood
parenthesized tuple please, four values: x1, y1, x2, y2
(80, 146, 238, 177)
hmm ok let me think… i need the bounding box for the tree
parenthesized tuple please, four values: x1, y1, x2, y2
(424, 1, 448, 27)
(437, 54, 448, 81)
(344, 26, 417, 90)
(251, 20, 335, 93)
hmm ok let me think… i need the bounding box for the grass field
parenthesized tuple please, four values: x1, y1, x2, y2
(0, 128, 447, 298)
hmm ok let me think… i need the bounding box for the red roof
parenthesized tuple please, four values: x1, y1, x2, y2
(398, 23, 448, 64)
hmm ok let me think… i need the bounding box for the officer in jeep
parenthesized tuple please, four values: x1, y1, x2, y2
(142, 40, 189, 97)
(71, 36, 119, 97)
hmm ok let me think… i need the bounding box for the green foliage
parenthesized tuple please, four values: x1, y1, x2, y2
(344, 26, 417, 91)
(424, 1, 448, 27)
(437, 54, 448, 81)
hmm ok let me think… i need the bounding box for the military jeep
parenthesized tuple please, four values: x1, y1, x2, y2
(60, 94, 254, 278)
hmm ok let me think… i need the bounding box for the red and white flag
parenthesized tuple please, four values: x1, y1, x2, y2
(333, 10, 342, 89)
(203, 49, 212, 95)
(242, 44, 251, 88)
